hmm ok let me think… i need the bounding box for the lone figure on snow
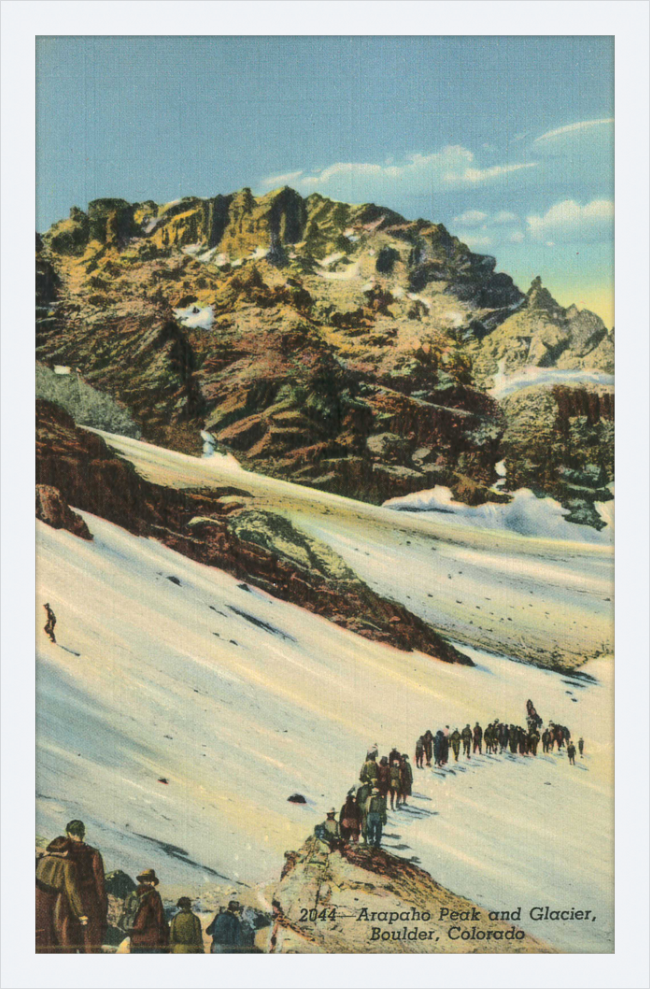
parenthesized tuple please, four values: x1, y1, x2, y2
(43, 603, 57, 643)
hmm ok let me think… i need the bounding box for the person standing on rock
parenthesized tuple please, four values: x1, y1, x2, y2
(169, 897, 204, 953)
(356, 782, 372, 841)
(36, 819, 107, 953)
(340, 793, 362, 844)
(567, 741, 577, 765)
(399, 754, 413, 806)
(206, 901, 243, 954)
(450, 729, 461, 762)
(365, 787, 387, 847)
(415, 736, 425, 769)
(43, 603, 57, 643)
(578, 737, 585, 758)
(472, 722, 483, 755)
(461, 724, 472, 759)
(388, 761, 401, 811)
(129, 869, 169, 953)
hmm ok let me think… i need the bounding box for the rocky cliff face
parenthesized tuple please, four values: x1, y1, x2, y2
(36, 399, 470, 663)
(468, 276, 614, 386)
(36, 188, 613, 520)
(269, 835, 550, 953)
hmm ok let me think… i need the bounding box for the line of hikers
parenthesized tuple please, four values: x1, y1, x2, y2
(35, 819, 260, 953)
(415, 714, 582, 767)
(314, 744, 414, 853)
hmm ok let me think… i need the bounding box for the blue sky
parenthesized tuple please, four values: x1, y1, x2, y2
(36, 36, 614, 323)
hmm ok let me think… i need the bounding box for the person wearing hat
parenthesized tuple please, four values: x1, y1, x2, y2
(364, 786, 387, 847)
(129, 869, 169, 953)
(35, 819, 107, 953)
(169, 897, 204, 953)
(206, 901, 243, 954)
(578, 736, 585, 758)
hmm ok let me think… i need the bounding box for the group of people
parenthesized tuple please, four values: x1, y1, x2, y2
(35, 819, 259, 953)
(314, 744, 414, 852)
(313, 701, 585, 856)
(414, 700, 583, 768)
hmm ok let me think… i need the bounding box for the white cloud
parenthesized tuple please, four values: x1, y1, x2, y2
(509, 231, 525, 243)
(260, 146, 537, 201)
(260, 170, 307, 188)
(534, 118, 614, 143)
(453, 209, 488, 226)
(527, 199, 614, 243)
(492, 210, 519, 225)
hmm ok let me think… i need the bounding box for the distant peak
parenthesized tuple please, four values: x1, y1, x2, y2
(526, 276, 564, 315)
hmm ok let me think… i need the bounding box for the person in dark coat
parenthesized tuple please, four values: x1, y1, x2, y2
(518, 727, 527, 755)
(433, 731, 443, 767)
(206, 901, 243, 954)
(542, 728, 551, 753)
(377, 756, 390, 798)
(169, 898, 204, 953)
(129, 869, 169, 953)
(36, 836, 86, 952)
(415, 736, 425, 769)
(472, 723, 483, 755)
(461, 725, 472, 759)
(423, 730, 434, 767)
(450, 729, 461, 762)
(528, 729, 540, 756)
(388, 761, 401, 810)
(509, 726, 518, 754)
(439, 733, 449, 766)
(578, 737, 584, 757)
(35, 819, 107, 953)
(399, 754, 413, 806)
(567, 741, 577, 765)
(388, 746, 401, 765)
(43, 603, 57, 643)
(340, 793, 362, 844)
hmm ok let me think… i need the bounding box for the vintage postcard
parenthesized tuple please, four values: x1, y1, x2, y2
(33, 32, 617, 959)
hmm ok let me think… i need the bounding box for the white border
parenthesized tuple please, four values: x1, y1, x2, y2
(2, 3, 648, 988)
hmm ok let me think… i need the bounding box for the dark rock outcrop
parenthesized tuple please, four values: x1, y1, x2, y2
(35, 483, 92, 540)
(36, 399, 471, 663)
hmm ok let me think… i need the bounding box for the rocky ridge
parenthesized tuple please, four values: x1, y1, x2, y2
(36, 187, 613, 522)
(36, 399, 469, 663)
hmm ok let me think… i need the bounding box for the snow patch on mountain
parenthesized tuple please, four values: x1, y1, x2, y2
(384, 486, 613, 545)
(173, 304, 214, 330)
(490, 363, 614, 399)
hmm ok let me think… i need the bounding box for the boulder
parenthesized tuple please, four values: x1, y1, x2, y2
(35, 484, 92, 539)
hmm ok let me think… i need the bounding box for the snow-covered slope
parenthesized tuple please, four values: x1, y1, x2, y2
(37, 511, 613, 952)
(92, 430, 614, 670)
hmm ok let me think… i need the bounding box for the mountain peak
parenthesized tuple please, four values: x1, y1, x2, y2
(526, 276, 564, 316)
